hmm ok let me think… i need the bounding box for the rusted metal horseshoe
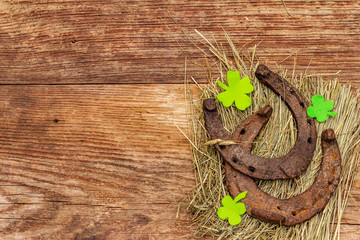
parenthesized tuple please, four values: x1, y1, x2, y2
(203, 64, 317, 180)
(224, 107, 341, 225)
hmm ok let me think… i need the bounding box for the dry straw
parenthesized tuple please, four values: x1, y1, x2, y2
(184, 31, 360, 240)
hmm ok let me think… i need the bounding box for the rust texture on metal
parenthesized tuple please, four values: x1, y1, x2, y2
(203, 64, 317, 180)
(225, 117, 341, 226)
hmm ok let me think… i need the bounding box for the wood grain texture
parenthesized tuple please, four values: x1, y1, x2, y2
(0, 84, 359, 239)
(0, 85, 196, 239)
(0, 0, 359, 85)
(0, 0, 359, 239)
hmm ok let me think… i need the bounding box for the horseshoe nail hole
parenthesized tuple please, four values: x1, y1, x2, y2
(307, 138, 312, 144)
(290, 89, 295, 95)
(307, 119, 312, 125)
(277, 206, 283, 211)
(240, 129, 246, 135)
(248, 166, 256, 172)
(232, 157, 239, 164)
(291, 211, 297, 216)
(219, 145, 226, 150)
(300, 102, 305, 108)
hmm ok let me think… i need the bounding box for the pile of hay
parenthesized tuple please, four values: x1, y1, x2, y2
(185, 32, 360, 239)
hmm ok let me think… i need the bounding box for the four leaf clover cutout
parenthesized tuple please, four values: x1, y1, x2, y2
(217, 192, 247, 226)
(217, 71, 254, 111)
(307, 95, 338, 123)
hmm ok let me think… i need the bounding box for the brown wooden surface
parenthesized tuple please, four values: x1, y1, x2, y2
(0, 1, 359, 239)
(0, 0, 359, 85)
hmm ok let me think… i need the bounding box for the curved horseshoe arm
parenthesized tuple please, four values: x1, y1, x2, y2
(225, 128, 341, 226)
(204, 97, 316, 180)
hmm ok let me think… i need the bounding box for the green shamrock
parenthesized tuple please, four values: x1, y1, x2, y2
(217, 71, 254, 110)
(217, 191, 247, 226)
(307, 95, 338, 123)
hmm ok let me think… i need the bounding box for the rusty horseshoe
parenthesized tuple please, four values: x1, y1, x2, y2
(203, 64, 317, 180)
(224, 106, 341, 225)
(203, 64, 342, 225)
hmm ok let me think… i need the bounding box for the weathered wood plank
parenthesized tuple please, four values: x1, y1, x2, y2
(337, 224, 360, 240)
(0, 84, 196, 239)
(0, 0, 359, 85)
(0, 84, 359, 239)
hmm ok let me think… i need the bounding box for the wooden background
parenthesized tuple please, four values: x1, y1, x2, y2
(0, 0, 359, 239)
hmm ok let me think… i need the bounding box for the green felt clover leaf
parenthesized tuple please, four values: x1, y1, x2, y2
(217, 191, 247, 226)
(307, 95, 338, 123)
(217, 71, 254, 110)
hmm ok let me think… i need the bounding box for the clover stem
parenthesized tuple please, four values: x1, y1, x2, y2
(234, 191, 248, 202)
(217, 80, 229, 91)
(327, 112, 338, 117)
